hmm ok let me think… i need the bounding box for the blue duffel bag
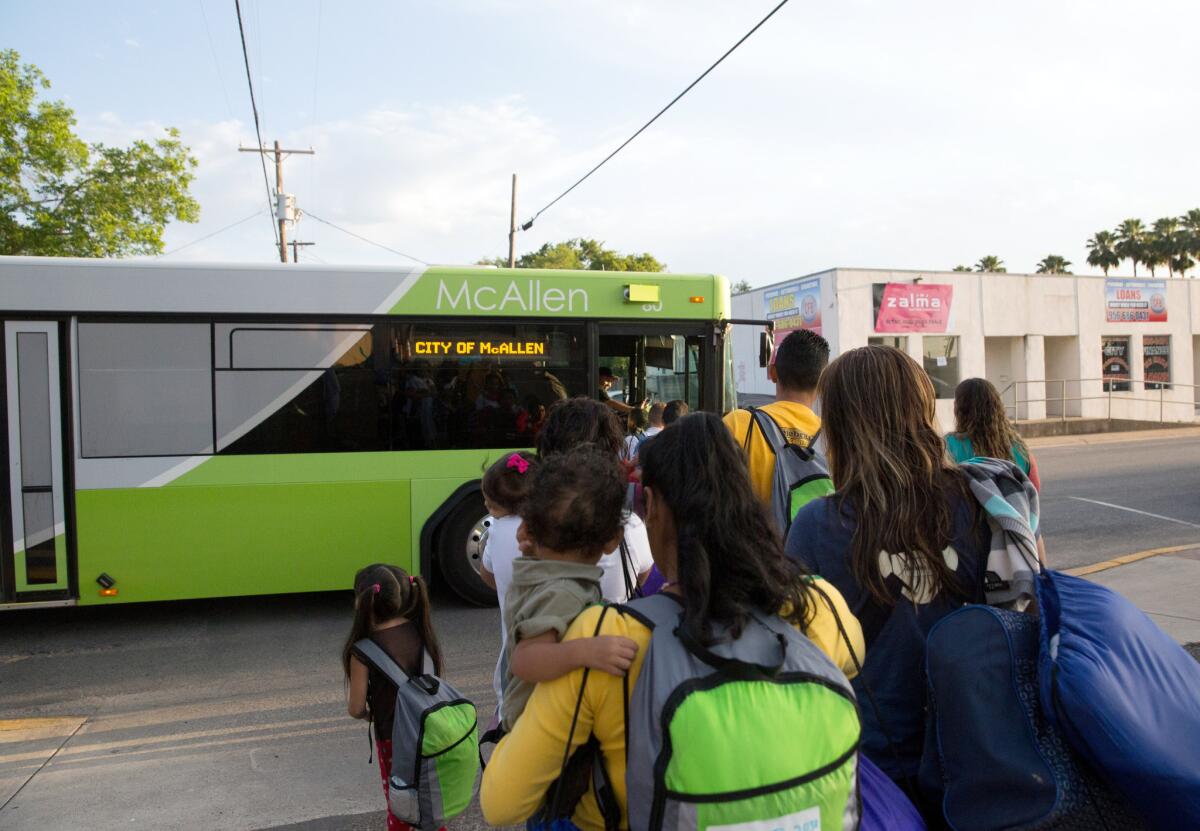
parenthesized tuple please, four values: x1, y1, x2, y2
(1037, 569, 1200, 831)
(920, 603, 1143, 830)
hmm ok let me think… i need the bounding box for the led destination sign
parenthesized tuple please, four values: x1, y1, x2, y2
(413, 338, 547, 358)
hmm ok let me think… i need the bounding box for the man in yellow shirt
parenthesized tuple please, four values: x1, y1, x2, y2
(723, 329, 829, 505)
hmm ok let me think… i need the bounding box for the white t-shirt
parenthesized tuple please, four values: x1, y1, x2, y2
(481, 513, 655, 703)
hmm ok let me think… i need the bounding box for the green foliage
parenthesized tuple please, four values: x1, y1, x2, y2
(0, 50, 199, 257)
(1086, 231, 1119, 276)
(951, 265, 972, 272)
(1114, 218, 1147, 277)
(1035, 255, 1072, 274)
(732, 279, 753, 293)
(480, 238, 666, 272)
(975, 255, 1006, 273)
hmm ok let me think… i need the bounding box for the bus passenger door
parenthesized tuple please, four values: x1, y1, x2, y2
(2, 321, 73, 603)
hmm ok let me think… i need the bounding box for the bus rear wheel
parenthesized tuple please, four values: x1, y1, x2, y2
(438, 493, 498, 606)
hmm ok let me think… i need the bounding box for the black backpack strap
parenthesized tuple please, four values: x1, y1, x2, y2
(542, 604, 613, 821)
(618, 535, 643, 601)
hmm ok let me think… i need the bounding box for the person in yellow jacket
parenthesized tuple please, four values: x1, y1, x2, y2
(481, 412, 865, 831)
(723, 329, 829, 505)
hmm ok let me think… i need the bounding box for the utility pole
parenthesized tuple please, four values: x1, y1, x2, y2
(239, 142, 315, 262)
(289, 240, 315, 262)
(508, 173, 518, 269)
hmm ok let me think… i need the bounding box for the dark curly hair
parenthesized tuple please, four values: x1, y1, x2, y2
(481, 451, 538, 514)
(522, 445, 627, 559)
(640, 412, 814, 645)
(536, 396, 624, 460)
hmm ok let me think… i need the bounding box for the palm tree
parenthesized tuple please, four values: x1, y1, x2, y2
(975, 256, 1006, 273)
(1151, 217, 1183, 277)
(1141, 244, 1164, 277)
(1085, 231, 1120, 276)
(1114, 218, 1147, 277)
(1181, 209, 1200, 277)
(1172, 252, 1195, 279)
(1036, 255, 1072, 274)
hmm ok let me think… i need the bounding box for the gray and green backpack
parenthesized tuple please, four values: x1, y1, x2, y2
(353, 639, 480, 831)
(744, 407, 834, 534)
(621, 593, 862, 831)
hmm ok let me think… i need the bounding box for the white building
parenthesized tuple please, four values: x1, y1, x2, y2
(732, 268, 1200, 428)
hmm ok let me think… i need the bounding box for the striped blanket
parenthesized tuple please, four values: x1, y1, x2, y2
(960, 457, 1041, 609)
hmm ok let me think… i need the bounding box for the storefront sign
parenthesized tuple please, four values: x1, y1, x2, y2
(1105, 278, 1167, 323)
(1102, 336, 1131, 391)
(1144, 335, 1171, 387)
(765, 277, 822, 345)
(873, 283, 953, 333)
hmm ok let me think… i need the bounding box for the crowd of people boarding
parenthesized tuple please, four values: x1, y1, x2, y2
(343, 330, 1070, 831)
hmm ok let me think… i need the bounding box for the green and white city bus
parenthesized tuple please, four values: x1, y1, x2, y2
(0, 257, 737, 608)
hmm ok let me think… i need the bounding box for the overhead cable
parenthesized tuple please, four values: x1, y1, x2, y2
(303, 211, 430, 265)
(522, 0, 791, 230)
(159, 210, 264, 256)
(233, 0, 279, 246)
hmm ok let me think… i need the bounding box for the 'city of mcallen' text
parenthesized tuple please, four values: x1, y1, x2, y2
(435, 279, 589, 313)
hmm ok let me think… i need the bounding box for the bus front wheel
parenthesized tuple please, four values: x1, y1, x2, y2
(437, 493, 499, 606)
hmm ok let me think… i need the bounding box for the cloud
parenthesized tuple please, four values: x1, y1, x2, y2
(123, 37, 139, 48)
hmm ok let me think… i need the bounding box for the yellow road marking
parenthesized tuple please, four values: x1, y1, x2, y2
(1065, 543, 1199, 577)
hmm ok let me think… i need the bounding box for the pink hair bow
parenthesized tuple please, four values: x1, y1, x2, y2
(371, 583, 381, 594)
(506, 454, 529, 474)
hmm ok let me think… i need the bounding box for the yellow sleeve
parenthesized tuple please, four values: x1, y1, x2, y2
(480, 606, 651, 830)
(722, 408, 751, 449)
(803, 578, 865, 679)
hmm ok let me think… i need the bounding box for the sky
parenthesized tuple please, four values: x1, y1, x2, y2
(7, 0, 1200, 286)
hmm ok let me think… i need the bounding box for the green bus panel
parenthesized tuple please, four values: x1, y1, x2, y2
(74, 480, 412, 605)
(72, 449, 512, 605)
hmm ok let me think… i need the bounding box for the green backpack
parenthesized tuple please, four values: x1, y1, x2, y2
(744, 407, 835, 534)
(620, 594, 862, 831)
(353, 639, 480, 831)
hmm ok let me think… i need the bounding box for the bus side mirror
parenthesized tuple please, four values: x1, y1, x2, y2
(759, 331, 773, 368)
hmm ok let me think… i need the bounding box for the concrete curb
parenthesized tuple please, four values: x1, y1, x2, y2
(1064, 543, 1200, 577)
(1028, 426, 1200, 449)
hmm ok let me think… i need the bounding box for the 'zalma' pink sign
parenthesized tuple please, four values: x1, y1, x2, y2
(873, 283, 953, 333)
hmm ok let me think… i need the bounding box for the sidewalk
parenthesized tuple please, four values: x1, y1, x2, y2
(1067, 545, 1200, 645)
(1027, 425, 1200, 449)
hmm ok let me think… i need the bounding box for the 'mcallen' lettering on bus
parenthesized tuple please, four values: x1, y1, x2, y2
(435, 279, 589, 313)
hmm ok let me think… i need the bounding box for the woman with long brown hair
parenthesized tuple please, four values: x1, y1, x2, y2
(947, 377, 1041, 490)
(784, 345, 990, 790)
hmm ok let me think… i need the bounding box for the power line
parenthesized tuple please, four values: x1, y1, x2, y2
(522, 0, 791, 230)
(303, 211, 429, 265)
(159, 210, 264, 256)
(233, 0, 279, 247)
(198, 0, 235, 120)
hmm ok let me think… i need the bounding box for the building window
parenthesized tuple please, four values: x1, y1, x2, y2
(1102, 336, 1131, 392)
(868, 336, 908, 351)
(78, 323, 214, 457)
(922, 335, 959, 399)
(214, 321, 587, 454)
(1143, 335, 1170, 390)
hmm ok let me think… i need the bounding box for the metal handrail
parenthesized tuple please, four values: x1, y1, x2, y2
(999, 377, 1199, 423)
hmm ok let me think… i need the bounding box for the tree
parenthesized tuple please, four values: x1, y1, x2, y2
(975, 256, 1006, 273)
(0, 50, 199, 257)
(951, 265, 972, 272)
(1085, 230, 1119, 276)
(1036, 255, 1072, 274)
(1182, 208, 1200, 278)
(480, 238, 666, 272)
(1114, 218, 1147, 277)
(732, 279, 753, 293)
(1151, 217, 1183, 277)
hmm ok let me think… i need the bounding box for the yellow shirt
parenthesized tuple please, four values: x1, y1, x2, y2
(723, 401, 822, 506)
(479, 579, 864, 831)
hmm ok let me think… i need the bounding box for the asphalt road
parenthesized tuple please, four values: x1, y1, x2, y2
(1034, 435, 1200, 568)
(2, 433, 1198, 830)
